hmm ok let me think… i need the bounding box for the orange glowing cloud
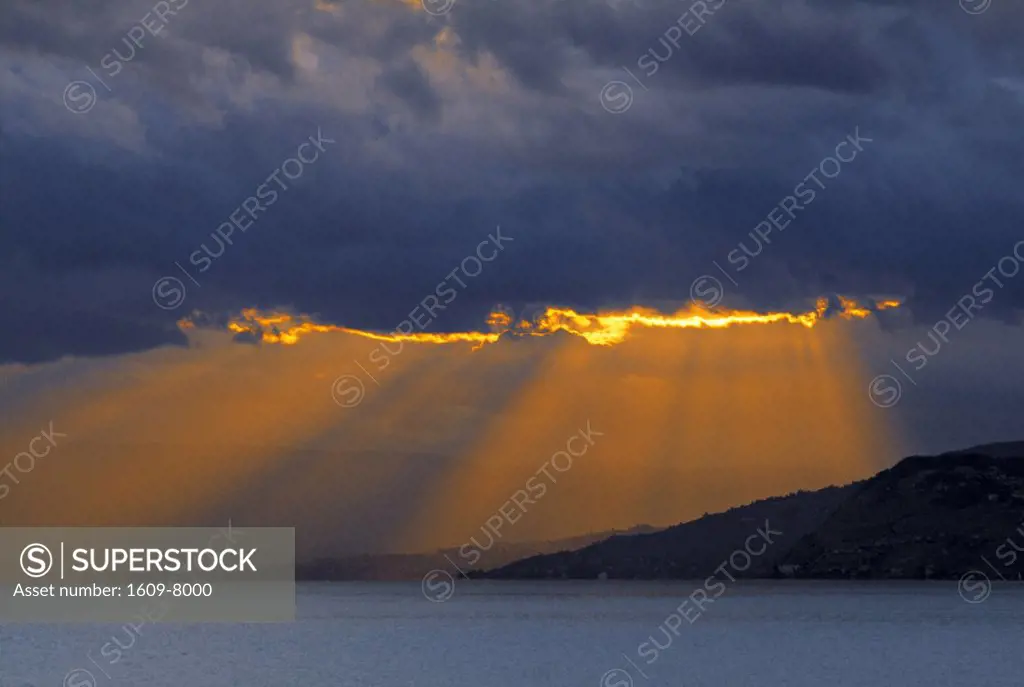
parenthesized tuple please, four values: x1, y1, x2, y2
(180, 296, 901, 348)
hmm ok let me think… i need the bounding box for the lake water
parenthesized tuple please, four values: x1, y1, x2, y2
(2, 581, 1020, 686)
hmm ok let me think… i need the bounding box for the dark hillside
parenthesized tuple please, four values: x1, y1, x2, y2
(483, 442, 1024, 581)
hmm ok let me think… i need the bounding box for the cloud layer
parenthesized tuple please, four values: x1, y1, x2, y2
(1, 0, 1022, 363)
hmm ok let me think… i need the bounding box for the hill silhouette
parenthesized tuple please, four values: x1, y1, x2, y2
(295, 525, 658, 580)
(481, 442, 1024, 580)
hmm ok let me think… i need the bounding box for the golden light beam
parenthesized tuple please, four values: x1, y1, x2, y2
(0, 336, 355, 527)
(1, 298, 908, 553)
(393, 335, 598, 553)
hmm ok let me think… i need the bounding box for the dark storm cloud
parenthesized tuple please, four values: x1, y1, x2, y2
(377, 56, 443, 120)
(0, 0, 1022, 363)
(453, 0, 892, 94)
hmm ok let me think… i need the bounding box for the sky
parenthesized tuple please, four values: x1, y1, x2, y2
(0, 0, 1022, 555)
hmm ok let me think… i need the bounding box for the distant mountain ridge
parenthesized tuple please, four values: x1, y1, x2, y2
(295, 525, 658, 580)
(480, 441, 1024, 580)
(477, 485, 851, 579)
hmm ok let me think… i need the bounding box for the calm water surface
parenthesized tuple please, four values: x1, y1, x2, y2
(2, 581, 1021, 686)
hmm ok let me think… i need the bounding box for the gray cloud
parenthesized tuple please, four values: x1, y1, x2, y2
(0, 0, 1022, 363)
